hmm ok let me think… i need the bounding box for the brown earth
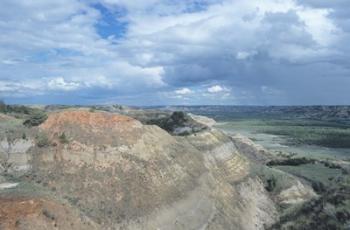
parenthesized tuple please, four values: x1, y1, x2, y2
(32, 110, 206, 228)
(40, 110, 142, 146)
(0, 109, 317, 229)
(0, 197, 96, 230)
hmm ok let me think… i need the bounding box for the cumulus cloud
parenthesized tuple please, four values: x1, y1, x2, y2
(0, 0, 349, 105)
(48, 78, 81, 91)
(175, 88, 192, 95)
(207, 85, 229, 93)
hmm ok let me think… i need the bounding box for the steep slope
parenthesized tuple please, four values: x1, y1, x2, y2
(31, 110, 206, 228)
(0, 109, 318, 229)
(183, 129, 278, 229)
(231, 134, 276, 164)
(28, 110, 279, 229)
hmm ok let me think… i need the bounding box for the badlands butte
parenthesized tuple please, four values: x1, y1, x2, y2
(0, 105, 344, 230)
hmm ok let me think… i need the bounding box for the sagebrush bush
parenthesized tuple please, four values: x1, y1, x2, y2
(36, 132, 50, 147)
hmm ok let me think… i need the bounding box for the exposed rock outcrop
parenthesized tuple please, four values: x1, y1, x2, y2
(0, 109, 317, 230)
(0, 114, 34, 175)
(189, 113, 216, 127)
(277, 180, 317, 205)
(28, 110, 208, 228)
(29, 110, 278, 229)
(231, 134, 275, 164)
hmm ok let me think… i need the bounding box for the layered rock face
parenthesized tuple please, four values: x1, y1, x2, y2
(0, 115, 34, 175)
(231, 134, 275, 164)
(0, 109, 316, 229)
(32, 110, 206, 228)
(183, 129, 278, 230)
(25, 110, 278, 229)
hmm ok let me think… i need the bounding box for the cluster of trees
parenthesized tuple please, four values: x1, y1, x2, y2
(0, 100, 47, 127)
(267, 157, 315, 166)
(146, 111, 207, 135)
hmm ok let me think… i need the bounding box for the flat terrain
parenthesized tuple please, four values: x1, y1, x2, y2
(216, 118, 350, 160)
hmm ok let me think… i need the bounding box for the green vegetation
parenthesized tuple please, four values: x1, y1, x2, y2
(0, 101, 48, 126)
(212, 107, 350, 228)
(23, 111, 48, 127)
(250, 164, 297, 194)
(0, 117, 28, 144)
(267, 157, 315, 166)
(274, 163, 343, 186)
(219, 118, 350, 148)
(147, 111, 206, 135)
(260, 120, 350, 148)
(59, 132, 69, 144)
(36, 132, 50, 148)
(268, 158, 350, 229)
(269, 172, 350, 230)
(265, 176, 277, 192)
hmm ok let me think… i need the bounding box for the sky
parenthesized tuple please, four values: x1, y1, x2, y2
(0, 0, 350, 105)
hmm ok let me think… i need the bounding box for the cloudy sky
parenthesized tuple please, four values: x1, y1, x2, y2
(0, 0, 349, 105)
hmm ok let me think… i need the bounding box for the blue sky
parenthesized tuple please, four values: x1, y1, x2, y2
(0, 0, 350, 105)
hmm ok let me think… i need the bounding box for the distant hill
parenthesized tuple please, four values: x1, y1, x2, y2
(163, 106, 350, 121)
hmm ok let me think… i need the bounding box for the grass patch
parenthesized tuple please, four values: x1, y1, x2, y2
(0, 102, 47, 125)
(260, 123, 350, 148)
(274, 163, 342, 186)
(219, 118, 350, 148)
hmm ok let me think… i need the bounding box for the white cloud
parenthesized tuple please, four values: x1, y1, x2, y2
(236, 52, 251, 60)
(0, 0, 349, 104)
(175, 88, 192, 95)
(2, 59, 18, 65)
(48, 77, 80, 91)
(236, 51, 257, 60)
(207, 85, 229, 93)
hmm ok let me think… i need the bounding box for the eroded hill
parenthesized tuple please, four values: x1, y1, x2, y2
(0, 108, 322, 230)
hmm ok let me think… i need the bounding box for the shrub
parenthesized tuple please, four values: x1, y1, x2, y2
(42, 209, 55, 220)
(59, 132, 69, 144)
(36, 132, 50, 147)
(267, 157, 314, 166)
(311, 181, 326, 193)
(23, 111, 48, 127)
(265, 176, 277, 192)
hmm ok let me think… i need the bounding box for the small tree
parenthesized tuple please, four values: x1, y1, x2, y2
(0, 100, 6, 113)
(266, 176, 277, 192)
(59, 132, 69, 144)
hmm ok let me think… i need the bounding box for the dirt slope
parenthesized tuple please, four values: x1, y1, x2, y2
(0, 197, 97, 230)
(0, 109, 316, 229)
